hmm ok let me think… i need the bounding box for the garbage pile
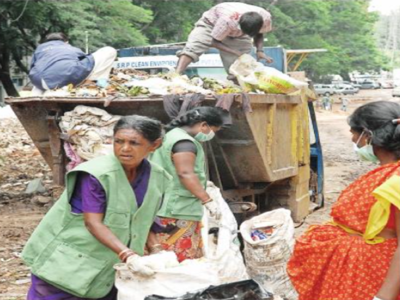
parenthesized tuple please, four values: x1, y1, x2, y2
(0, 118, 53, 202)
(40, 69, 242, 98)
(59, 106, 120, 170)
(25, 54, 310, 99)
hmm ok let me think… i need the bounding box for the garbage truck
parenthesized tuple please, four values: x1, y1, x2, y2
(5, 46, 324, 222)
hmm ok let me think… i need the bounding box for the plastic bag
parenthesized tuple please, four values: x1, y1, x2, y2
(115, 182, 248, 300)
(145, 279, 281, 300)
(240, 209, 297, 300)
(201, 182, 249, 283)
(115, 258, 220, 300)
(230, 54, 307, 94)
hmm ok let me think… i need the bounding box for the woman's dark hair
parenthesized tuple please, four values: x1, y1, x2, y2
(165, 107, 224, 132)
(114, 115, 163, 143)
(239, 12, 264, 37)
(46, 32, 68, 42)
(348, 101, 400, 155)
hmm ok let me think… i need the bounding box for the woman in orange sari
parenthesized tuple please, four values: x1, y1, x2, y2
(288, 101, 400, 300)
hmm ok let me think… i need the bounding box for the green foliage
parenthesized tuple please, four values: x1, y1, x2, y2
(263, 0, 387, 80)
(0, 0, 152, 59)
(132, 0, 214, 44)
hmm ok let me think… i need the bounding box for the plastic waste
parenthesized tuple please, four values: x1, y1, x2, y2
(240, 209, 297, 300)
(230, 54, 307, 94)
(96, 78, 109, 88)
(144, 280, 281, 300)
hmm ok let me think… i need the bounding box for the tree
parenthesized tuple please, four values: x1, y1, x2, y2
(0, 0, 152, 96)
(375, 9, 400, 68)
(131, 0, 214, 44)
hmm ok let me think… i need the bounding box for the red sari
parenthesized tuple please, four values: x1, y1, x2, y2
(288, 162, 400, 300)
(155, 217, 203, 262)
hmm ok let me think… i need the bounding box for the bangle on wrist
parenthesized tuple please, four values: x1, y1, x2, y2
(202, 197, 213, 205)
(118, 248, 131, 259)
(256, 49, 263, 53)
(118, 248, 135, 262)
(121, 251, 135, 263)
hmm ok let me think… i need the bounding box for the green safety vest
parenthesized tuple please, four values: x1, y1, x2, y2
(150, 127, 207, 221)
(21, 155, 171, 299)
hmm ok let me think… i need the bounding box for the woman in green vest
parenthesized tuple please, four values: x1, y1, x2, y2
(22, 115, 171, 300)
(150, 107, 224, 262)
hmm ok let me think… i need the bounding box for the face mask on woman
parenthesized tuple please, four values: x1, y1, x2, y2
(195, 124, 215, 142)
(353, 131, 379, 163)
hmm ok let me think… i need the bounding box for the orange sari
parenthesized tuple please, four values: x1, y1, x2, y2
(287, 162, 400, 300)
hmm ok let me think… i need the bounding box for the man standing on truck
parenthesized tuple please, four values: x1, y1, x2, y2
(29, 32, 117, 95)
(175, 2, 273, 77)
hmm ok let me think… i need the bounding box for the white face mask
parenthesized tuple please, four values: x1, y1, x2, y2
(353, 131, 379, 163)
(194, 124, 215, 142)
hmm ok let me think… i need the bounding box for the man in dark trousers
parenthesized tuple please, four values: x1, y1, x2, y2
(175, 2, 273, 76)
(29, 32, 116, 95)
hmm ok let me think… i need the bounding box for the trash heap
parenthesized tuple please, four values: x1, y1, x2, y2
(30, 54, 310, 98)
(59, 106, 120, 170)
(40, 69, 242, 98)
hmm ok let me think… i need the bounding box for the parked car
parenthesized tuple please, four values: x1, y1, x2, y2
(392, 87, 400, 97)
(314, 84, 337, 96)
(359, 81, 380, 89)
(380, 81, 394, 89)
(336, 85, 359, 95)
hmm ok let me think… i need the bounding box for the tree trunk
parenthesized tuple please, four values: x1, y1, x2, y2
(0, 44, 20, 97)
(0, 71, 19, 97)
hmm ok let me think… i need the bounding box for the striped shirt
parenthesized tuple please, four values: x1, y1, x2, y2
(201, 2, 272, 41)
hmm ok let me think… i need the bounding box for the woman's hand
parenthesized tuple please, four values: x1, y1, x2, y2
(203, 198, 222, 220)
(126, 254, 156, 277)
(146, 231, 164, 254)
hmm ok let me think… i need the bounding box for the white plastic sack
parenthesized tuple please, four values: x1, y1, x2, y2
(115, 256, 220, 300)
(115, 182, 248, 300)
(202, 182, 249, 283)
(230, 54, 307, 94)
(240, 208, 298, 300)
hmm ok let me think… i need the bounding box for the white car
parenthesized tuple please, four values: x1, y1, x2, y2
(392, 87, 400, 97)
(335, 84, 359, 95)
(314, 84, 337, 96)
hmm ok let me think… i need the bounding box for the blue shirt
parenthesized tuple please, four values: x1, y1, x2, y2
(29, 40, 95, 90)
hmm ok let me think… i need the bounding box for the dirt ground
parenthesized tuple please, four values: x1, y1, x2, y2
(0, 89, 397, 299)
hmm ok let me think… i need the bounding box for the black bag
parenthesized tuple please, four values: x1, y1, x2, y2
(144, 279, 276, 300)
